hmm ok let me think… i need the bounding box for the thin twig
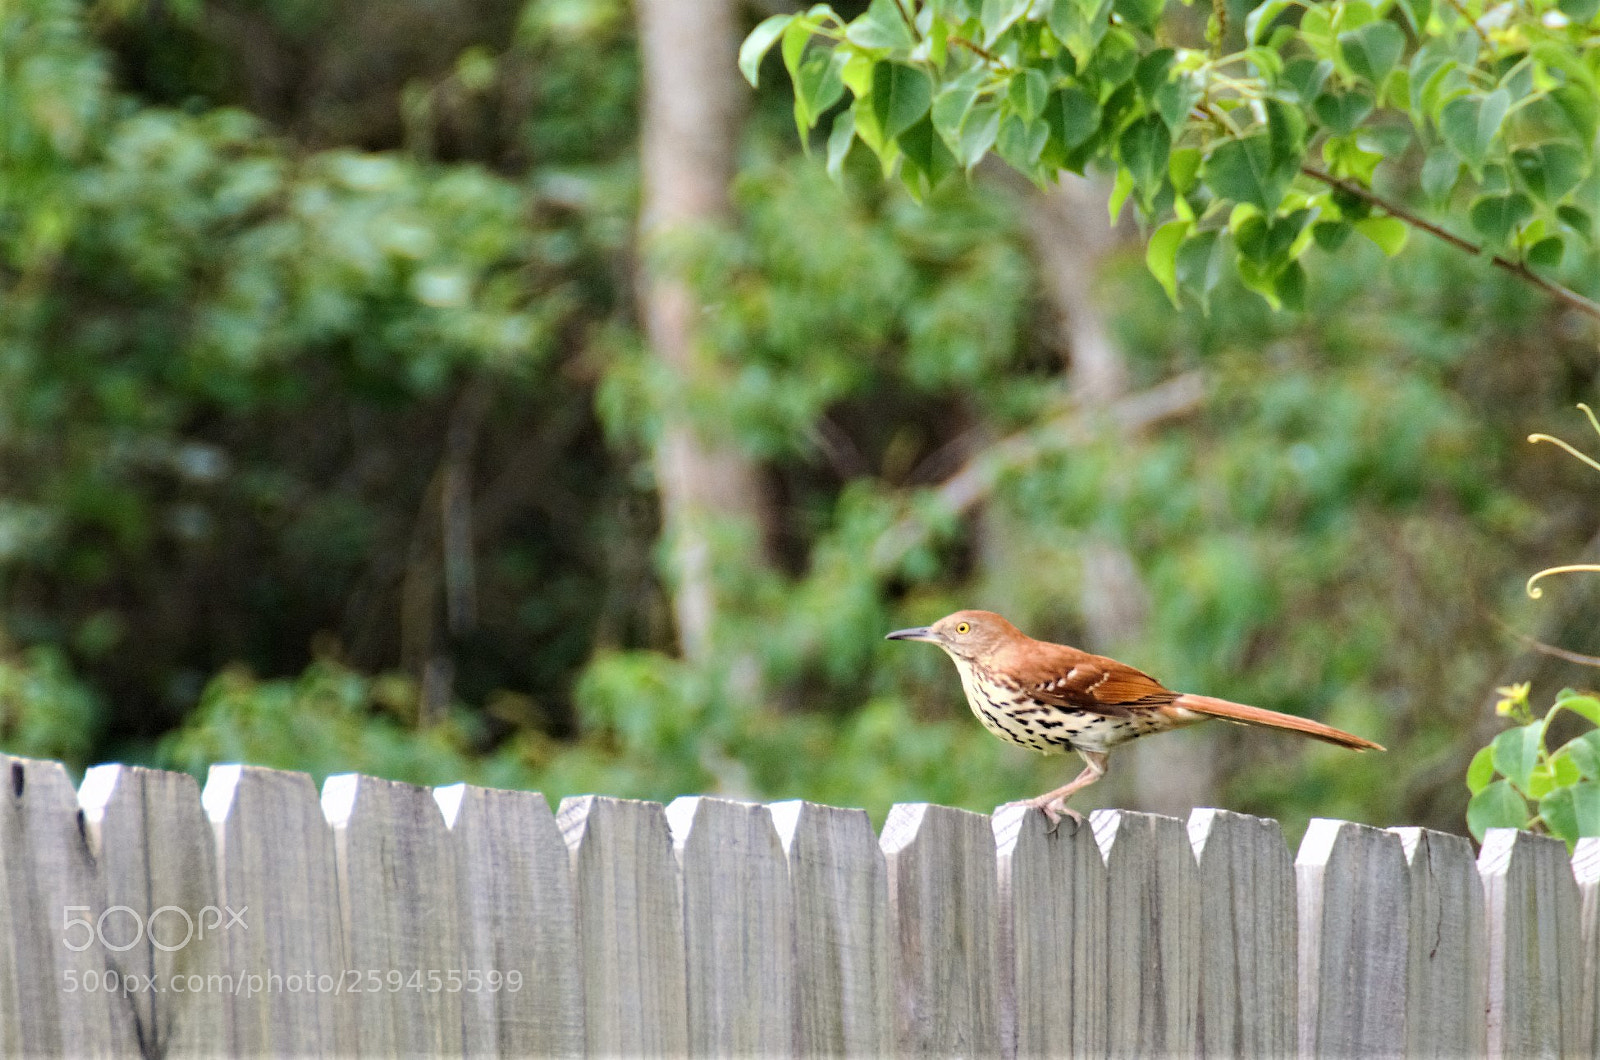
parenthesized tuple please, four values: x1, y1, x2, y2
(1300, 164, 1600, 323)
(1488, 611, 1600, 669)
(1442, 0, 1493, 51)
(949, 36, 1002, 64)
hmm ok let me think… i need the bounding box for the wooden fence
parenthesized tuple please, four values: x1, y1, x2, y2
(1, 753, 1597, 1058)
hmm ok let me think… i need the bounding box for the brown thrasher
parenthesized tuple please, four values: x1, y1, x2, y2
(887, 609, 1383, 827)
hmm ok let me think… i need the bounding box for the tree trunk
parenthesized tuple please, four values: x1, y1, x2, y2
(635, 0, 772, 663)
(1026, 176, 1219, 814)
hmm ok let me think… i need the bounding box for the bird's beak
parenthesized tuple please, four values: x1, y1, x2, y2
(885, 626, 938, 643)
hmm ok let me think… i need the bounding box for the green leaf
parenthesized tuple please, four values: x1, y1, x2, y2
(1420, 146, 1462, 204)
(1275, 260, 1307, 310)
(1528, 236, 1564, 268)
(1513, 144, 1587, 205)
(1354, 216, 1408, 256)
(1396, 0, 1432, 32)
(1175, 229, 1226, 312)
(1049, 0, 1112, 64)
(1043, 86, 1101, 150)
(872, 62, 935, 141)
(1313, 92, 1374, 136)
(1559, 0, 1600, 20)
(1119, 115, 1171, 201)
(982, 0, 1033, 43)
(848, 0, 918, 50)
(1467, 745, 1496, 794)
(1469, 192, 1533, 245)
(795, 51, 847, 132)
(1466, 779, 1529, 842)
(1558, 204, 1593, 238)
(740, 15, 794, 87)
(956, 102, 1001, 169)
(1560, 730, 1600, 779)
(1539, 781, 1600, 842)
(1554, 691, 1600, 727)
(1491, 721, 1545, 796)
(898, 113, 957, 188)
(1284, 58, 1334, 104)
(1313, 219, 1352, 250)
(1009, 69, 1050, 122)
(826, 109, 856, 178)
(1338, 21, 1405, 87)
(996, 113, 1048, 171)
(1204, 135, 1290, 210)
(1169, 147, 1201, 194)
(1135, 49, 1176, 101)
(1147, 220, 1189, 306)
(1113, 0, 1164, 33)
(1246, 0, 1294, 43)
(1440, 89, 1510, 173)
(931, 67, 984, 144)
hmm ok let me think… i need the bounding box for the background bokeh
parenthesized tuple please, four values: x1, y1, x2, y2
(3, 0, 1598, 841)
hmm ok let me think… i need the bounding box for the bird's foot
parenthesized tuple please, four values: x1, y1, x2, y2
(1027, 795, 1082, 836)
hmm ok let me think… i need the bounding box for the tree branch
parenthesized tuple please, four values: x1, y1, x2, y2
(871, 372, 1206, 571)
(1300, 164, 1600, 322)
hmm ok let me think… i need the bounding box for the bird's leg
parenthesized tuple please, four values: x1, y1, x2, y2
(1028, 750, 1108, 834)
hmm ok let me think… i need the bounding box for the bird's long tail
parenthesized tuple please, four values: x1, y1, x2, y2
(1172, 695, 1384, 751)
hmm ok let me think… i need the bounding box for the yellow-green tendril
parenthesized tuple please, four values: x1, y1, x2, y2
(1527, 403, 1600, 473)
(1527, 564, 1600, 599)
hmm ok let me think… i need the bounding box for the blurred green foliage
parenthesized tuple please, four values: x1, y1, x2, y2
(2, 0, 1597, 838)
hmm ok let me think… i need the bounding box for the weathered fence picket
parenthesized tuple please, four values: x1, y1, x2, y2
(201, 764, 350, 1056)
(768, 800, 890, 1058)
(880, 803, 999, 1056)
(556, 795, 688, 1057)
(1295, 818, 1409, 1057)
(667, 797, 793, 1056)
(992, 803, 1106, 1059)
(1577, 836, 1600, 1057)
(79, 764, 224, 1057)
(1093, 810, 1201, 1055)
(1, 756, 1598, 1057)
(435, 783, 581, 1057)
(1188, 808, 1296, 1059)
(1392, 826, 1487, 1058)
(0, 756, 129, 1057)
(322, 774, 465, 1056)
(1480, 827, 1585, 1056)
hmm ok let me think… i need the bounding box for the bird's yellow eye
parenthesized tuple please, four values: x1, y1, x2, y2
(956, 622, 970, 635)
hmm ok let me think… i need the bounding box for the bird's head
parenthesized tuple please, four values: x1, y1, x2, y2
(885, 609, 1022, 663)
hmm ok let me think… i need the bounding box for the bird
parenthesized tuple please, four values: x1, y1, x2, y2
(886, 609, 1383, 828)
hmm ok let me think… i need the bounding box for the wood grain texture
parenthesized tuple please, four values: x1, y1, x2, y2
(1091, 810, 1200, 1056)
(667, 797, 794, 1056)
(322, 773, 463, 1057)
(1295, 818, 1408, 1057)
(79, 765, 225, 1057)
(881, 803, 1000, 1057)
(1391, 827, 1487, 1058)
(1575, 836, 1599, 1058)
(0, 755, 132, 1057)
(202, 764, 350, 1057)
(768, 799, 891, 1058)
(1187, 808, 1295, 1059)
(557, 795, 688, 1057)
(1479, 827, 1584, 1057)
(436, 783, 582, 1058)
(992, 805, 1106, 1059)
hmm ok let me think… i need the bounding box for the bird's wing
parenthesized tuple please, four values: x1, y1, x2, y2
(1001, 641, 1177, 719)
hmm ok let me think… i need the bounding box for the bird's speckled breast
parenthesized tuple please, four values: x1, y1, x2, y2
(949, 656, 1168, 755)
